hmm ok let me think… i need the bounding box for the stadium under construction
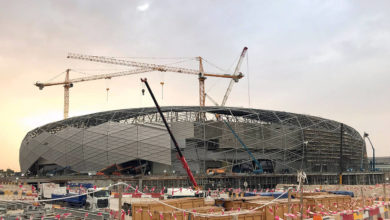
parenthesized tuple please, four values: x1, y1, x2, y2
(19, 106, 384, 187)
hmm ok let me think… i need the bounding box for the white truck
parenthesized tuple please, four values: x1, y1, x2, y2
(39, 183, 110, 210)
(39, 183, 67, 199)
(85, 188, 111, 210)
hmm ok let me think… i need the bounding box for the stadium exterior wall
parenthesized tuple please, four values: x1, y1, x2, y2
(19, 106, 369, 176)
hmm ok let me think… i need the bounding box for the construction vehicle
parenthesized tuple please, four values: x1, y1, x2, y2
(40, 183, 110, 210)
(364, 132, 378, 171)
(141, 78, 199, 189)
(51, 187, 110, 210)
(84, 188, 110, 210)
(38, 183, 66, 199)
(223, 120, 264, 174)
(206, 168, 226, 175)
(51, 193, 87, 208)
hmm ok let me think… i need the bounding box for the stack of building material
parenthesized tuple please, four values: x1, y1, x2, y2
(130, 191, 388, 220)
(132, 198, 205, 219)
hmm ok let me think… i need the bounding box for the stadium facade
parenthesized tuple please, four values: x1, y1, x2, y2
(20, 106, 369, 176)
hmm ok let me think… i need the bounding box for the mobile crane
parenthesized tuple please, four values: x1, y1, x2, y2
(223, 120, 264, 174)
(141, 78, 198, 188)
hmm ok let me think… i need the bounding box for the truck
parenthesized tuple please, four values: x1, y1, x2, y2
(84, 188, 110, 210)
(51, 193, 87, 208)
(39, 183, 110, 210)
(39, 183, 67, 199)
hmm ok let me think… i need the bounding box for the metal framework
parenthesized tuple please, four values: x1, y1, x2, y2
(20, 106, 369, 175)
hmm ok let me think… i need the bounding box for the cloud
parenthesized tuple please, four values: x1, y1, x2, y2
(137, 3, 150, 11)
(0, 0, 390, 172)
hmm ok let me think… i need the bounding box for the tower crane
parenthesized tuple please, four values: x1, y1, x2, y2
(204, 47, 248, 107)
(221, 47, 248, 106)
(35, 68, 153, 119)
(36, 48, 246, 119)
(67, 48, 246, 107)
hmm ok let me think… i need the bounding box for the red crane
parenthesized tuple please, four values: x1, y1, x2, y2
(141, 78, 198, 188)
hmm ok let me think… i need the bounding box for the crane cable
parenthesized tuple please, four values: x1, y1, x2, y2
(202, 58, 233, 74)
(246, 50, 251, 108)
(204, 55, 238, 94)
(43, 70, 67, 83)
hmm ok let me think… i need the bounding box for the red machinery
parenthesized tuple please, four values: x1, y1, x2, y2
(141, 78, 198, 188)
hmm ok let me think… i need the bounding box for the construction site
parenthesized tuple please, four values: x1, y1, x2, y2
(0, 44, 387, 220)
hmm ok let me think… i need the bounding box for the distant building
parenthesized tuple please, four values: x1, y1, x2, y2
(369, 157, 390, 182)
(368, 157, 390, 171)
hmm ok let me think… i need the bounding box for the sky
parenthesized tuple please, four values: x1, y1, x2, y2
(0, 0, 389, 171)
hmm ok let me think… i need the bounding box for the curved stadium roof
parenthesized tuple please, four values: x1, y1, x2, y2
(20, 106, 364, 173)
(25, 106, 360, 138)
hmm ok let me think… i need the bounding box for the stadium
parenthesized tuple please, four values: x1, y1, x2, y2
(20, 106, 369, 176)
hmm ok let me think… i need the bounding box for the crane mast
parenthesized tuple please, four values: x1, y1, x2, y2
(198, 57, 206, 107)
(64, 69, 70, 119)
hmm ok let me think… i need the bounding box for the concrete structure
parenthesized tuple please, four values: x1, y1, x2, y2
(369, 157, 390, 172)
(369, 157, 390, 183)
(20, 106, 369, 176)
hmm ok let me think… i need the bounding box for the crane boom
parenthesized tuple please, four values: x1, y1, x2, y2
(141, 78, 198, 188)
(35, 68, 154, 119)
(67, 53, 242, 80)
(35, 68, 152, 89)
(223, 119, 263, 173)
(67, 53, 243, 107)
(221, 47, 248, 106)
(364, 133, 376, 171)
(35, 48, 247, 120)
